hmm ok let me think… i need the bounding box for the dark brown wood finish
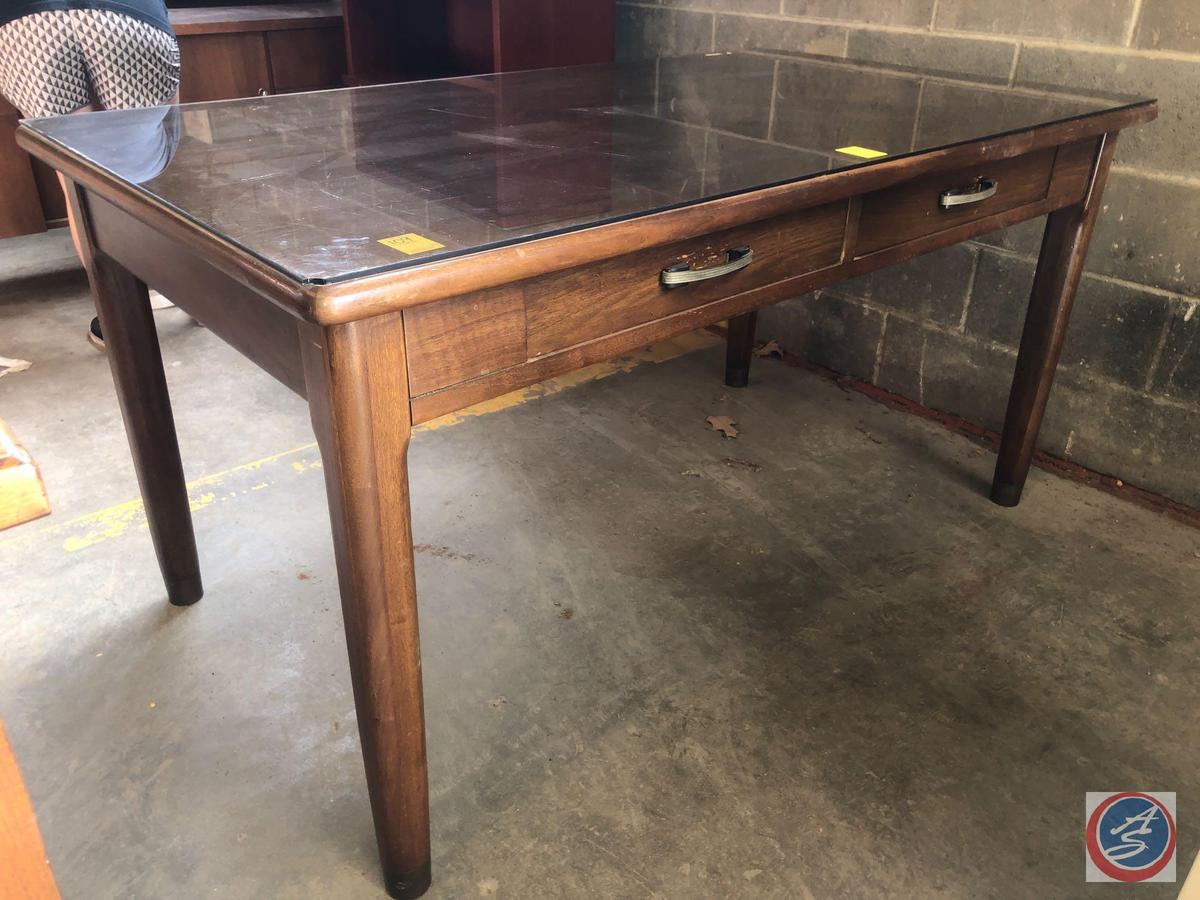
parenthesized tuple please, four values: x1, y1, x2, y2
(345, 0, 614, 82)
(17, 79, 1156, 897)
(31, 157, 68, 224)
(402, 139, 1103, 424)
(178, 32, 273, 102)
(403, 288, 527, 396)
(856, 145, 1056, 254)
(171, 5, 346, 104)
(0, 97, 46, 238)
(301, 316, 431, 900)
(85, 193, 307, 396)
(65, 182, 203, 607)
(724, 311, 758, 388)
(525, 201, 847, 357)
(266, 26, 346, 92)
(169, 2, 343, 37)
(991, 133, 1119, 507)
(15, 104, 1151, 326)
(305, 110, 1147, 324)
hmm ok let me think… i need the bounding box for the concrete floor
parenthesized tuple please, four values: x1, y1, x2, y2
(2, 229, 1199, 899)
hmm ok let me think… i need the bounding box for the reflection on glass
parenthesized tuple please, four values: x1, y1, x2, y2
(25, 52, 1150, 283)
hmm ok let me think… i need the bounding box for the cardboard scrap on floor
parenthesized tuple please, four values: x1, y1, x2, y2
(0, 418, 51, 531)
(0, 355, 32, 378)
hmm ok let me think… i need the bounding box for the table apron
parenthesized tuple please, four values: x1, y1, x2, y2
(85, 190, 309, 398)
(405, 137, 1099, 423)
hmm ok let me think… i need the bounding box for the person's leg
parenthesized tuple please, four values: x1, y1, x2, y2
(56, 106, 98, 265)
(0, 13, 92, 262)
(69, 9, 183, 348)
(0, 14, 105, 345)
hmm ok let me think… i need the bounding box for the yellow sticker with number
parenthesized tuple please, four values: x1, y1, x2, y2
(378, 233, 446, 255)
(836, 145, 888, 160)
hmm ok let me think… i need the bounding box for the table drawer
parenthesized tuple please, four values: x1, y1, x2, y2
(525, 200, 848, 358)
(854, 147, 1058, 256)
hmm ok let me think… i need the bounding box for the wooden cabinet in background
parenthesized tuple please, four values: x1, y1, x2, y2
(174, 5, 346, 102)
(0, 96, 48, 237)
(267, 27, 347, 92)
(178, 32, 272, 101)
(0, 0, 614, 238)
(344, 0, 615, 83)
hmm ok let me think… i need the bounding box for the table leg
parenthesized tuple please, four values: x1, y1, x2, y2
(991, 134, 1118, 507)
(302, 317, 432, 900)
(725, 310, 758, 387)
(88, 241, 203, 605)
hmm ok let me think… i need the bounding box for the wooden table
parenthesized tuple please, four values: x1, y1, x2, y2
(18, 53, 1155, 898)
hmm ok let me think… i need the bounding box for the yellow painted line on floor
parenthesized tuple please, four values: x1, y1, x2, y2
(418, 331, 718, 431)
(1, 331, 719, 554)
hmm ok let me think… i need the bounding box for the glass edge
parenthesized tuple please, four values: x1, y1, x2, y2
(311, 97, 1155, 286)
(26, 97, 1156, 288)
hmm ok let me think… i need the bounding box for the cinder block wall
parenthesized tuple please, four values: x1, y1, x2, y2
(616, 0, 1200, 508)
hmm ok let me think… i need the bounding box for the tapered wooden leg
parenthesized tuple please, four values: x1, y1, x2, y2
(725, 310, 758, 387)
(302, 316, 432, 900)
(991, 134, 1118, 507)
(77, 198, 202, 605)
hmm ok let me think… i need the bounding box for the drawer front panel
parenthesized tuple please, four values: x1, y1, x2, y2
(404, 288, 526, 396)
(855, 146, 1058, 256)
(525, 200, 848, 358)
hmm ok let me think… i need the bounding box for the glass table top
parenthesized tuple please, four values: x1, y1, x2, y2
(24, 52, 1152, 285)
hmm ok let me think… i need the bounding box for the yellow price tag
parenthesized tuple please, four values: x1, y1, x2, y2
(836, 145, 888, 160)
(378, 233, 446, 255)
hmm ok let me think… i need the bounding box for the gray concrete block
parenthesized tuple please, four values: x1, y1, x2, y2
(616, 4, 713, 62)
(782, 0, 936, 28)
(610, 117, 708, 194)
(964, 251, 1030, 348)
(973, 216, 1046, 257)
(967, 251, 1171, 389)
(703, 132, 832, 194)
(1088, 171, 1200, 298)
(828, 244, 977, 329)
(1134, 0, 1200, 53)
(1064, 279, 1172, 390)
(714, 14, 847, 58)
(666, 0, 778, 13)
(934, 0, 1138, 46)
(659, 53, 777, 138)
(916, 81, 1099, 151)
(1152, 299, 1200, 401)
(919, 329, 1015, 432)
(758, 292, 885, 382)
(772, 59, 921, 155)
(846, 30, 1016, 84)
(1016, 46, 1197, 177)
(1043, 371, 1200, 507)
(875, 315, 926, 401)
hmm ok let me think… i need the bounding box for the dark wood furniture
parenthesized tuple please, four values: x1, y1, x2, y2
(173, 2, 346, 102)
(0, 96, 46, 236)
(17, 53, 1155, 897)
(0, 0, 614, 236)
(0, 2, 347, 237)
(343, 0, 614, 84)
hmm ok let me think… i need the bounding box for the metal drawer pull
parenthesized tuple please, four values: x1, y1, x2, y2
(661, 246, 753, 288)
(939, 177, 999, 209)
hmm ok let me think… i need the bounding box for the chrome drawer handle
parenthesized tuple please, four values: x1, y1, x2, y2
(661, 246, 753, 288)
(939, 177, 999, 209)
